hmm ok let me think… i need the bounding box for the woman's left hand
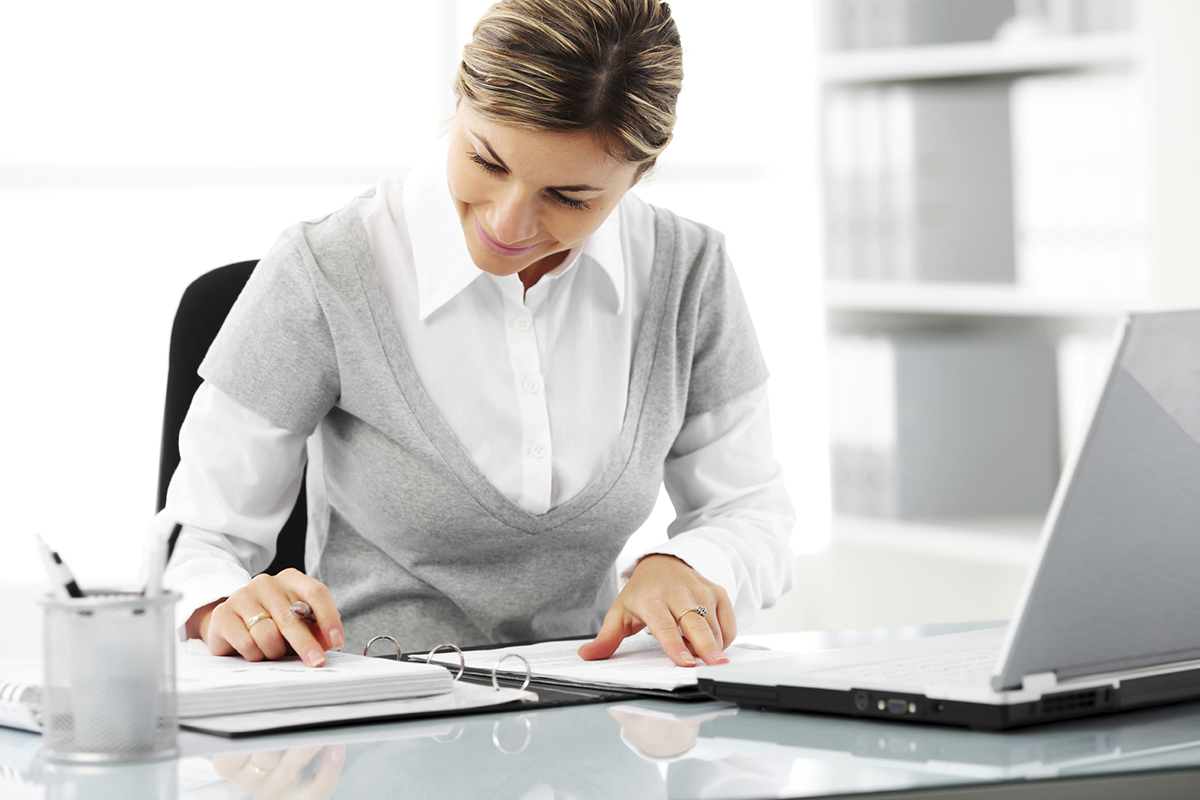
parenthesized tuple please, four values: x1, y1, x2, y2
(577, 554, 735, 667)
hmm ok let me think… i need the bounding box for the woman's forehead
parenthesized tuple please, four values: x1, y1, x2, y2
(457, 106, 636, 188)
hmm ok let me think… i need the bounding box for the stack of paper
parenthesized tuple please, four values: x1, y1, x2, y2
(176, 650, 454, 717)
(0, 651, 455, 734)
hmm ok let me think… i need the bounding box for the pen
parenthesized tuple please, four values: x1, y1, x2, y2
(35, 534, 85, 599)
(143, 522, 178, 598)
(290, 601, 316, 624)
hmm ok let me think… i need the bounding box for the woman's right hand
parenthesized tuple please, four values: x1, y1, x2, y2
(186, 569, 345, 667)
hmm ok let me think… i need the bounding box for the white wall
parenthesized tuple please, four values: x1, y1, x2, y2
(0, 2, 827, 648)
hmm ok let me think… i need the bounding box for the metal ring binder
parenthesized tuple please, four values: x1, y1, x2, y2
(363, 635, 402, 661)
(491, 654, 532, 692)
(425, 643, 466, 681)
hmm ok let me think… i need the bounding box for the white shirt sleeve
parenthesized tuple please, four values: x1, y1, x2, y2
(154, 381, 308, 638)
(622, 383, 797, 631)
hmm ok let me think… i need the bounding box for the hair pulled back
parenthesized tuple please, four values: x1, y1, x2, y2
(455, 0, 683, 175)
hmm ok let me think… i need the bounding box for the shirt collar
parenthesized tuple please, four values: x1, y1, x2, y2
(402, 139, 627, 321)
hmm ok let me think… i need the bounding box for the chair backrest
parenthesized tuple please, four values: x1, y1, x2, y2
(157, 260, 307, 574)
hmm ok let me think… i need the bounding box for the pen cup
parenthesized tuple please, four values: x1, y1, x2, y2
(38, 591, 180, 762)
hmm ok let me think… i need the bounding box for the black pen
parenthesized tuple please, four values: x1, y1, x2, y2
(35, 534, 85, 598)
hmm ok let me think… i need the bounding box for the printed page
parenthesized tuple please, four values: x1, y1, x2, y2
(427, 634, 782, 691)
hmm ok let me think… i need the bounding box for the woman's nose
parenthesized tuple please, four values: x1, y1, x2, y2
(486, 189, 538, 245)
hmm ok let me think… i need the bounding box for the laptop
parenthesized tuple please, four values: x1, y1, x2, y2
(697, 309, 1200, 730)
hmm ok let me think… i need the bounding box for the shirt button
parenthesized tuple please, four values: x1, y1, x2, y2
(513, 317, 532, 332)
(523, 377, 541, 394)
(530, 442, 548, 459)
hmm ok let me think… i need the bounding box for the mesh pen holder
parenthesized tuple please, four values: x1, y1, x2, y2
(39, 591, 180, 762)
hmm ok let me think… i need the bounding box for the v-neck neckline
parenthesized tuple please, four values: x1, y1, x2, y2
(340, 203, 677, 534)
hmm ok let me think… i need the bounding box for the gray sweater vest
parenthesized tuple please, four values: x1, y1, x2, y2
(200, 190, 768, 654)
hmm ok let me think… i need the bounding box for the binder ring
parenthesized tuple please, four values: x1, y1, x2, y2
(492, 716, 533, 754)
(491, 654, 532, 692)
(363, 635, 403, 661)
(426, 643, 466, 682)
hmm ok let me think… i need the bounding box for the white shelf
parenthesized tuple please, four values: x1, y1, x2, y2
(825, 280, 1140, 319)
(832, 514, 1043, 567)
(821, 34, 1138, 85)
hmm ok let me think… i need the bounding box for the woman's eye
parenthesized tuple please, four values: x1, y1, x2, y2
(470, 151, 589, 210)
(470, 153, 504, 174)
(551, 192, 590, 211)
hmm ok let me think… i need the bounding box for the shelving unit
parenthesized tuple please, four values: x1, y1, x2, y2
(825, 279, 1136, 320)
(821, 32, 1137, 84)
(817, 1, 1200, 577)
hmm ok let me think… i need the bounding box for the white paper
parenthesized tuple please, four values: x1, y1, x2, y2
(427, 634, 784, 692)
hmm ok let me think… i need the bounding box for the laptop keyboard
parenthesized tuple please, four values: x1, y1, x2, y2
(818, 648, 999, 686)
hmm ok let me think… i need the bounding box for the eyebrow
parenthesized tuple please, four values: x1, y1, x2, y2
(473, 131, 604, 194)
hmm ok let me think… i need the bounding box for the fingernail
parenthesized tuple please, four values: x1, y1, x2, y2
(711, 650, 729, 663)
(305, 647, 325, 667)
(327, 745, 345, 765)
(679, 650, 696, 666)
(330, 628, 344, 649)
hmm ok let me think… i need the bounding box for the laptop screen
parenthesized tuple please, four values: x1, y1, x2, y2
(995, 310, 1200, 691)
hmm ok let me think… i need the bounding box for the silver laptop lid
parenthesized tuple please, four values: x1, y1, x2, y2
(994, 310, 1200, 691)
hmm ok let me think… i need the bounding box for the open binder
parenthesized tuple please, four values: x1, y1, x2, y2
(182, 635, 652, 738)
(5, 632, 775, 740)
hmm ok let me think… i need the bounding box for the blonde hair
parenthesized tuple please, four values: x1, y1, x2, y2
(455, 0, 683, 175)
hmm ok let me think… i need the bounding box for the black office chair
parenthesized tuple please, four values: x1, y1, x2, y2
(157, 260, 307, 574)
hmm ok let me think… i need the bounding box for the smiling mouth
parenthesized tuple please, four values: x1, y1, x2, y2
(475, 217, 539, 258)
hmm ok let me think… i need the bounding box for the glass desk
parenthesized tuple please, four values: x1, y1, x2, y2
(6, 623, 1200, 799)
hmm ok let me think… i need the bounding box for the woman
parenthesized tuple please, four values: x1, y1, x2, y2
(159, 0, 795, 670)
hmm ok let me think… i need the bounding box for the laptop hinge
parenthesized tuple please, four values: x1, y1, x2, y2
(1021, 671, 1059, 694)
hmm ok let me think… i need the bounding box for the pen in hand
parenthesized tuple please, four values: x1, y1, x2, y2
(35, 534, 85, 599)
(290, 601, 316, 624)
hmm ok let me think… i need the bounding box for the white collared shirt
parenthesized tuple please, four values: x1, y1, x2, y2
(157, 146, 796, 636)
(367, 148, 652, 514)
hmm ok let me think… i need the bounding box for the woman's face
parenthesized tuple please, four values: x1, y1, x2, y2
(447, 104, 641, 281)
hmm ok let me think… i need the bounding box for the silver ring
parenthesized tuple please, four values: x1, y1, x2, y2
(245, 612, 272, 631)
(363, 635, 403, 660)
(426, 644, 466, 681)
(679, 605, 708, 623)
(491, 654, 532, 692)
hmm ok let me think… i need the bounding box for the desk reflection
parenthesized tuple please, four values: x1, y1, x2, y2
(62, 695, 1200, 799)
(212, 745, 345, 800)
(182, 703, 667, 800)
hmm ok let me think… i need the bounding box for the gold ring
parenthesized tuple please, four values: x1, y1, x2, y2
(678, 605, 708, 623)
(245, 612, 272, 630)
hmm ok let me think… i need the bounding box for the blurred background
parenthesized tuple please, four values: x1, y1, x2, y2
(0, 0, 1197, 659)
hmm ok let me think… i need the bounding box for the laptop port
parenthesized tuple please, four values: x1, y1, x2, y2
(887, 699, 909, 715)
